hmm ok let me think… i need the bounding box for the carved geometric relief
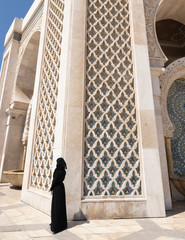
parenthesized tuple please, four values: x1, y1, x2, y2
(143, 0, 164, 58)
(160, 57, 185, 137)
(84, 0, 141, 197)
(31, 0, 65, 191)
(167, 79, 185, 175)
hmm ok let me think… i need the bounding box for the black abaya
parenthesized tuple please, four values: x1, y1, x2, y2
(50, 167, 67, 234)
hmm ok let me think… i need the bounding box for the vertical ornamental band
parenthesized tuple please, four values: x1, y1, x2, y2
(84, 0, 141, 197)
(31, 0, 65, 191)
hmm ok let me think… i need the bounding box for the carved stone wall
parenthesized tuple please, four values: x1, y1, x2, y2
(84, 0, 141, 198)
(143, 0, 164, 59)
(159, 57, 185, 137)
(31, 0, 65, 191)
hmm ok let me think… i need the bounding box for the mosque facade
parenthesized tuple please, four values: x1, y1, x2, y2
(0, 0, 184, 220)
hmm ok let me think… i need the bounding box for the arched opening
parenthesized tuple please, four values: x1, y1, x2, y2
(155, 1, 185, 199)
(2, 31, 41, 186)
(156, 19, 185, 67)
(155, 3, 185, 198)
(16, 31, 40, 99)
(157, 0, 185, 26)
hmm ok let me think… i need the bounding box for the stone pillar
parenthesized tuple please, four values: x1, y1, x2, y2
(1, 104, 27, 182)
(150, 66, 172, 210)
(58, 0, 166, 219)
(0, 18, 23, 182)
(53, 0, 86, 220)
(128, 0, 165, 217)
(143, 0, 172, 210)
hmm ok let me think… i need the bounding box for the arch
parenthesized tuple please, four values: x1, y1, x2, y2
(159, 57, 185, 137)
(160, 60, 185, 197)
(15, 31, 41, 100)
(144, 0, 185, 63)
(154, 0, 185, 63)
(143, 0, 165, 60)
(156, 0, 185, 25)
(1, 30, 41, 185)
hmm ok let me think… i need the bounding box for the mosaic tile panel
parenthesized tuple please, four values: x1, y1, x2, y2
(84, 0, 141, 197)
(167, 78, 185, 176)
(31, 0, 65, 191)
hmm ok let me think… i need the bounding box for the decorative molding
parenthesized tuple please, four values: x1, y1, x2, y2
(159, 57, 185, 137)
(4, 4, 43, 52)
(165, 79, 185, 175)
(143, 0, 165, 60)
(21, 2, 44, 39)
(22, 99, 32, 144)
(160, 57, 185, 88)
(20, 13, 43, 56)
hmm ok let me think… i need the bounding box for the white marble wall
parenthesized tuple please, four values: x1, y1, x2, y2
(150, 71, 172, 210)
(143, 0, 173, 210)
(54, 0, 86, 220)
(21, 0, 167, 219)
(128, 0, 165, 217)
(21, 0, 51, 213)
(58, 0, 166, 219)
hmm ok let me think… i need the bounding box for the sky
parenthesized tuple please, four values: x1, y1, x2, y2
(0, 0, 34, 67)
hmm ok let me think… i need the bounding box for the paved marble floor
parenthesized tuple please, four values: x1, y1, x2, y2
(0, 183, 185, 240)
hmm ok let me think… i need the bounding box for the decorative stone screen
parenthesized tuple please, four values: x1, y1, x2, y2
(84, 0, 141, 197)
(31, 0, 65, 191)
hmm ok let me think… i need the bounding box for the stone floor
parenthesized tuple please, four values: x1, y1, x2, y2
(0, 183, 185, 240)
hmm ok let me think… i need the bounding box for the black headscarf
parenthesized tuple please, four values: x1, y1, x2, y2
(56, 157, 67, 170)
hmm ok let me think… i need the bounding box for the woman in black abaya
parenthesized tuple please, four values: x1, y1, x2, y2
(50, 158, 67, 234)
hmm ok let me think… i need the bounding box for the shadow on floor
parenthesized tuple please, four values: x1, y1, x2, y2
(10, 185, 22, 190)
(67, 220, 89, 229)
(166, 200, 185, 217)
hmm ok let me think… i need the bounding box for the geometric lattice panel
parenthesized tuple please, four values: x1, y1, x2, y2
(31, 0, 65, 191)
(84, 0, 141, 197)
(167, 78, 185, 176)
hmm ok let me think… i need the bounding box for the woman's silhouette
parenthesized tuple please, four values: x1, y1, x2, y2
(50, 157, 67, 234)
